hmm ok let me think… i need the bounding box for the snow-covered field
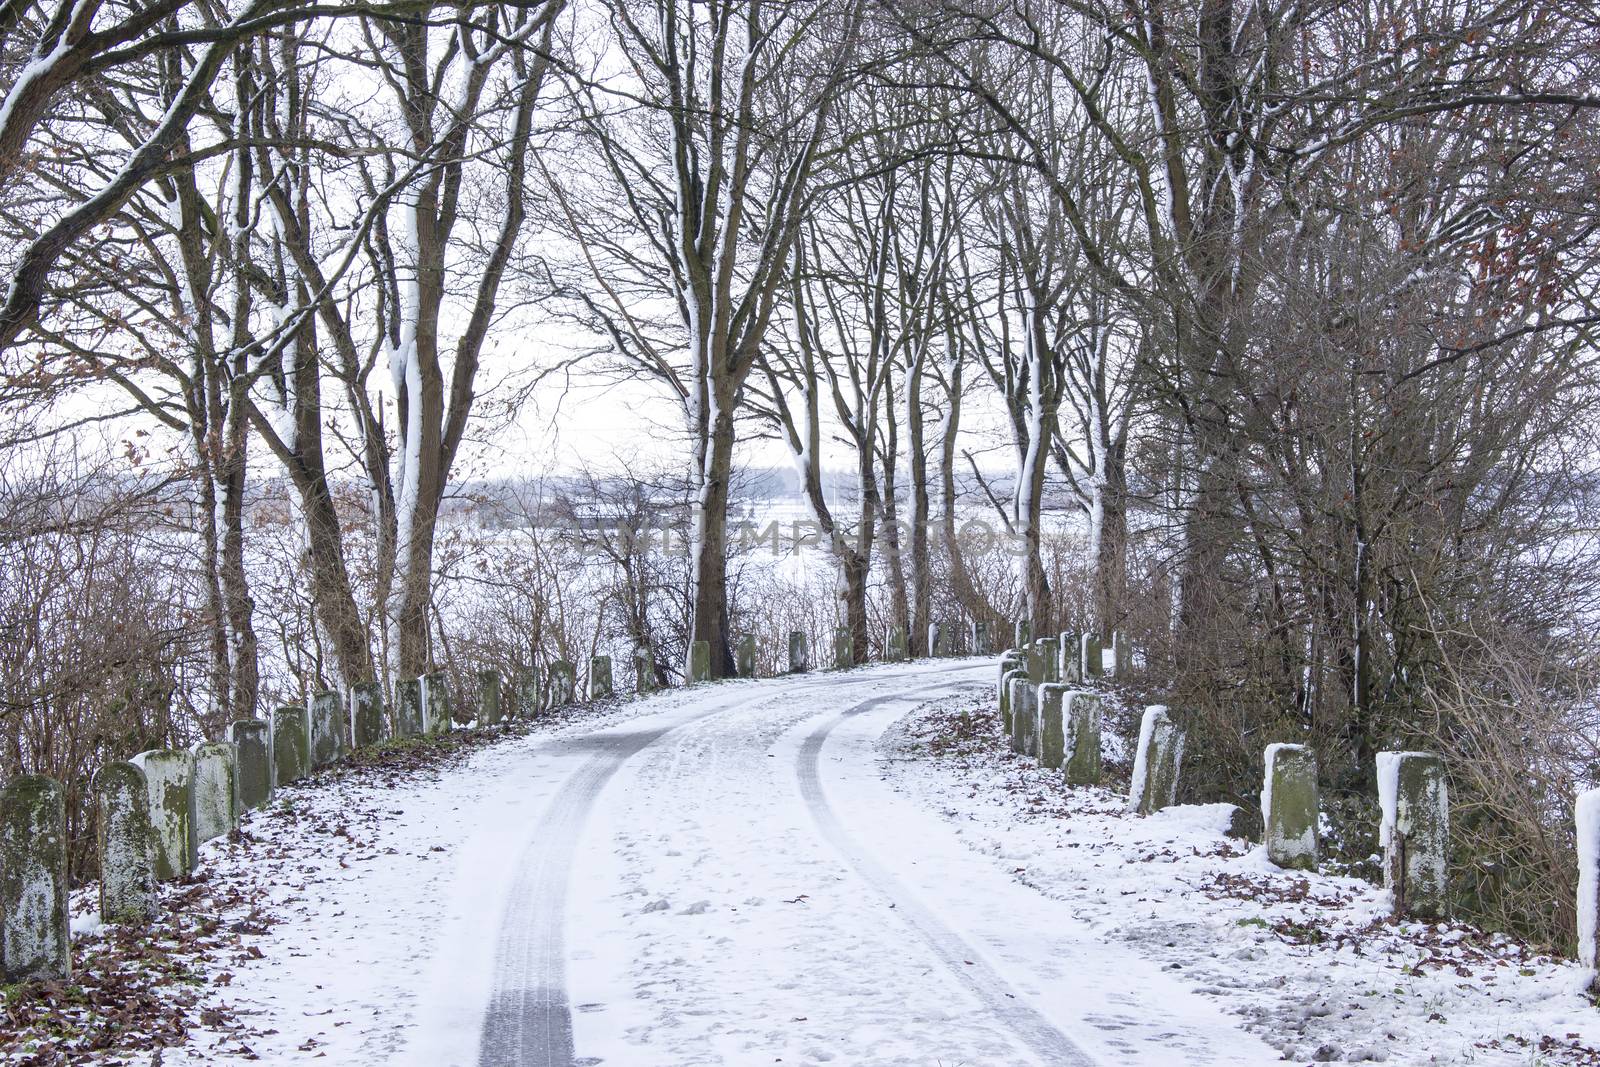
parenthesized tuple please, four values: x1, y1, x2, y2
(18, 663, 1600, 1066)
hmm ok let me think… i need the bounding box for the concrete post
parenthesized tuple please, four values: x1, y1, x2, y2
(1378, 751, 1450, 919)
(833, 627, 853, 670)
(548, 660, 576, 706)
(633, 651, 655, 695)
(1057, 632, 1080, 684)
(1014, 620, 1031, 649)
(589, 656, 614, 700)
(394, 678, 424, 738)
(129, 749, 195, 880)
(272, 705, 311, 785)
(1064, 692, 1103, 786)
(230, 719, 273, 810)
(479, 668, 504, 724)
(309, 690, 344, 767)
(190, 741, 239, 847)
(1262, 744, 1320, 871)
(788, 631, 809, 673)
(1033, 638, 1060, 683)
(971, 621, 990, 656)
(1037, 684, 1068, 769)
(1000, 668, 1025, 736)
(1082, 633, 1104, 678)
(423, 670, 451, 733)
(1128, 706, 1186, 815)
(94, 762, 156, 925)
(0, 775, 69, 981)
(928, 622, 947, 658)
(689, 640, 711, 683)
(1113, 631, 1132, 675)
(349, 680, 385, 748)
(1011, 683, 1039, 757)
(887, 626, 907, 662)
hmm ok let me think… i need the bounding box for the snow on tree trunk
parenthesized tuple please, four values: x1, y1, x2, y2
(1064, 693, 1104, 787)
(0, 775, 68, 981)
(272, 706, 310, 786)
(394, 679, 424, 739)
(1128, 706, 1186, 816)
(94, 762, 156, 926)
(129, 749, 195, 881)
(349, 682, 385, 749)
(230, 720, 274, 810)
(309, 691, 344, 768)
(588, 658, 613, 701)
(1575, 789, 1600, 991)
(1262, 744, 1319, 872)
(190, 741, 239, 848)
(1378, 751, 1450, 919)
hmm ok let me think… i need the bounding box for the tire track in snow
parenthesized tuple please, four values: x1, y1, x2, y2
(796, 682, 1101, 1067)
(476, 663, 991, 1067)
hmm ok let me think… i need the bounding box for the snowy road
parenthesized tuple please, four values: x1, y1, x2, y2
(394, 660, 1282, 1067)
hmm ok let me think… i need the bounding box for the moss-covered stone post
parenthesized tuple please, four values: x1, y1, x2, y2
(272, 705, 310, 785)
(548, 660, 575, 706)
(350, 680, 385, 748)
(734, 635, 756, 678)
(94, 762, 155, 925)
(787, 631, 809, 673)
(1010, 682, 1038, 757)
(833, 627, 853, 670)
(190, 741, 238, 847)
(689, 640, 712, 683)
(633, 651, 655, 696)
(394, 678, 424, 738)
(1128, 706, 1186, 815)
(309, 690, 343, 767)
(999, 668, 1025, 737)
(1262, 744, 1320, 871)
(1064, 692, 1103, 786)
(589, 657, 613, 700)
(971, 621, 990, 656)
(1113, 631, 1132, 676)
(1037, 684, 1068, 769)
(1081, 633, 1104, 678)
(0, 775, 69, 981)
(1058, 631, 1081, 683)
(423, 671, 452, 733)
(1378, 751, 1449, 919)
(477, 669, 503, 725)
(887, 626, 907, 662)
(130, 749, 195, 880)
(1033, 638, 1060, 683)
(1575, 789, 1600, 994)
(230, 720, 272, 810)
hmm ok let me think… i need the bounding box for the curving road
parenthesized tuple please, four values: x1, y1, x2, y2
(404, 660, 1281, 1067)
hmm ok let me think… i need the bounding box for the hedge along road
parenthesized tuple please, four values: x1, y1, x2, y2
(399, 659, 1282, 1067)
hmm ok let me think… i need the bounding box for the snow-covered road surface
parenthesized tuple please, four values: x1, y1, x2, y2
(394, 660, 1279, 1066)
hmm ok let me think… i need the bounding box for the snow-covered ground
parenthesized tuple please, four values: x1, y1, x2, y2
(21, 663, 1600, 1065)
